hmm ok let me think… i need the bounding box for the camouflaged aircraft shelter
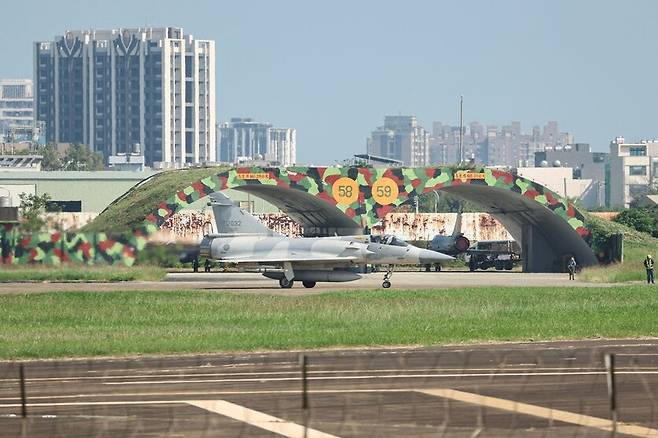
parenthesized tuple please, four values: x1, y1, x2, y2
(143, 166, 597, 272)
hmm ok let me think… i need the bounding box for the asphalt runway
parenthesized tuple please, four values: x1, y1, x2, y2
(2, 339, 658, 437)
(0, 271, 609, 295)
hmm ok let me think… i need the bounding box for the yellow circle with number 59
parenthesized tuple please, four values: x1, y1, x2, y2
(371, 177, 399, 205)
(332, 177, 359, 204)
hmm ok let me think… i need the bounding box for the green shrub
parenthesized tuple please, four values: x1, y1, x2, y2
(614, 207, 658, 238)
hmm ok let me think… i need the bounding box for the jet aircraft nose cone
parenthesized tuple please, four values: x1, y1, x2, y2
(418, 248, 454, 264)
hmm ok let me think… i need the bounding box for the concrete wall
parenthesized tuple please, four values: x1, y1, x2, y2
(151, 211, 511, 244)
(152, 211, 303, 243)
(44, 212, 98, 230)
(0, 171, 156, 213)
(372, 212, 513, 242)
(517, 167, 586, 197)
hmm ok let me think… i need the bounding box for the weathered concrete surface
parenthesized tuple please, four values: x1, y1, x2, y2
(0, 272, 612, 295)
(153, 210, 511, 244)
(372, 212, 513, 241)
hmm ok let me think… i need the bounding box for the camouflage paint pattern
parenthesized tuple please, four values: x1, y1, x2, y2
(141, 166, 590, 240)
(1, 166, 591, 265)
(0, 225, 140, 266)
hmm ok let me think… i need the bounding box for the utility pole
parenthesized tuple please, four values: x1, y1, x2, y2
(458, 95, 464, 164)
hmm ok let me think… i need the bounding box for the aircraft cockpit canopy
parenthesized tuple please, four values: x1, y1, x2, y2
(371, 234, 409, 247)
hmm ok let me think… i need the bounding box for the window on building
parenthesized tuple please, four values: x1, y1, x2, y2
(185, 82, 193, 103)
(629, 165, 647, 176)
(46, 201, 81, 213)
(185, 56, 193, 78)
(630, 146, 646, 156)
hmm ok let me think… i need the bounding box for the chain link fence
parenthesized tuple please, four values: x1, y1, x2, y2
(1, 344, 658, 437)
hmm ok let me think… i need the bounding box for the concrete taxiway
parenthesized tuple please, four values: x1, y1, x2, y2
(0, 272, 612, 295)
(1, 339, 658, 437)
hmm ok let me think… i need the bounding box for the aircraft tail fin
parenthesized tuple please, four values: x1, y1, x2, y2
(208, 192, 278, 236)
(451, 210, 463, 237)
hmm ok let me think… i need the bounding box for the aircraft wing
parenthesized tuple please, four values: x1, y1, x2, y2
(217, 255, 359, 263)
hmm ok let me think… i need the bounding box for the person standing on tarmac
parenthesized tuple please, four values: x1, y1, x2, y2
(644, 255, 655, 284)
(567, 256, 577, 281)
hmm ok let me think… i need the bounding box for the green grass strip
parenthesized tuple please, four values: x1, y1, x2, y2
(581, 239, 657, 283)
(1, 286, 657, 359)
(0, 266, 166, 283)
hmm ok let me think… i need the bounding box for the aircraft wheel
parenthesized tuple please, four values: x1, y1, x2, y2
(505, 261, 514, 270)
(302, 281, 316, 288)
(424, 264, 431, 272)
(435, 264, 442, 272)
(382, 280, 391, 289)
(279, 278, 294, 289)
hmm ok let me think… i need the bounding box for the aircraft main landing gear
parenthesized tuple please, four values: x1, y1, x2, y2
(279, 278, 294, 289)
(302, 281, 316, 288)
(382, 265, 394, 288)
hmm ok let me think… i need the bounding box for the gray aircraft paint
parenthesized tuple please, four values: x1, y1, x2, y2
(201, 192, 452, 287)
(209, 192, 279, 237)
(429, 211, 471, 256)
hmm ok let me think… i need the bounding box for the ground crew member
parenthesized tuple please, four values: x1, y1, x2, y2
(204, 258, 212, 273)
(192, 257, 199, 273)
(567, 256, 577, 281)
(645, 255, 655, 285)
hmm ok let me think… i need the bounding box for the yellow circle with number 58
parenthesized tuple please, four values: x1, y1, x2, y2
(371, 177, 399, 205)
(332, 177, 359, 204)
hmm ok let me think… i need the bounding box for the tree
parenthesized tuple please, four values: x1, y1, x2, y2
(614, 207, 658, 237)
(18, 193, 53, 232)
(37, 144, 62, 171)
(61, 144, 104, 171)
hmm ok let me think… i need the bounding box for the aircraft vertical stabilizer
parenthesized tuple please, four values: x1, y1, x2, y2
(208, 192, 278, 236)
(451, 210, 463, 237)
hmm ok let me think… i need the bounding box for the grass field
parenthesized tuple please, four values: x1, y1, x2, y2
(580, 239, 657, 283)
(580, 243, 653, 283)
(579, 214, 658, 283)
(1, 286, 657, 359)
(0, 266, 166, 283)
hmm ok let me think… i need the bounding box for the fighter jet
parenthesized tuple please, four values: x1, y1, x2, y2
(199, 192, 453, 288)
(425, 211, 470, 271)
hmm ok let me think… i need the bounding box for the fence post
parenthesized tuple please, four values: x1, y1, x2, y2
(605, 353, 617, 436)
(299, 353, 308, 438)
(300, 354, 308, 410)
(19, 363, 27, 418)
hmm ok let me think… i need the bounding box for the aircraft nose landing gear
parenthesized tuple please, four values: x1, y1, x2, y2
(382, 265, 394, 288)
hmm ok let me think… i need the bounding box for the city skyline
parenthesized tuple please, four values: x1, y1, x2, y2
(1, 0, 658, 164)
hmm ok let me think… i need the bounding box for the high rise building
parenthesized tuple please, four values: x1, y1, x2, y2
(609, 137, 658, 208)
(429, 120, 574, 167)
(367, 116, 429, 166)
(0, 79, 34, 142)
(34, 27, 216, 166)
(218, 118, 296, 166)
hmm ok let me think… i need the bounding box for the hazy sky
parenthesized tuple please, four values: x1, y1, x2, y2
(1, 0, 656, 164)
